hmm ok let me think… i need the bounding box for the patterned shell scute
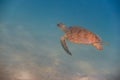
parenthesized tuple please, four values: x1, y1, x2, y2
(66, 27, 101, 44)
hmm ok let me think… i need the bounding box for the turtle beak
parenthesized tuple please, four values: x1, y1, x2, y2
(57, 23, 64, 27)
(57, 23, 61, 27)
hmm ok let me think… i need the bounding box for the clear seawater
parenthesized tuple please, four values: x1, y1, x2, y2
(0, 0, 119, 80)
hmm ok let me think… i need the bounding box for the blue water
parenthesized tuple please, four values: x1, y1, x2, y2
(0, 0, 119, 80)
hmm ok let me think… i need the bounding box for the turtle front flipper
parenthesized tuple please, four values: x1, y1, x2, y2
(60, 35, 72, 56)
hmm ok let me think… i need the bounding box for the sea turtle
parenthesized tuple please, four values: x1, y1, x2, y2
(57, 23, 103, 56)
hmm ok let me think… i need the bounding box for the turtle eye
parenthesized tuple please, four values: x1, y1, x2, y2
(57, 24, 60, 27)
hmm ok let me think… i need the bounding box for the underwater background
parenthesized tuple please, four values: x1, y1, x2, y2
(0, 0, 119, 80)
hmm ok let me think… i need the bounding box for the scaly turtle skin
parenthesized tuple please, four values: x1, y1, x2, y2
(57, 23, 103, 56)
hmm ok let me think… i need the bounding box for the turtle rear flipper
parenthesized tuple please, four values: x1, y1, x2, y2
(60, 36, 72, 56)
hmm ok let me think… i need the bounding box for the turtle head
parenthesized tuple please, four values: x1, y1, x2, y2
(57, 23, 68, 33)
